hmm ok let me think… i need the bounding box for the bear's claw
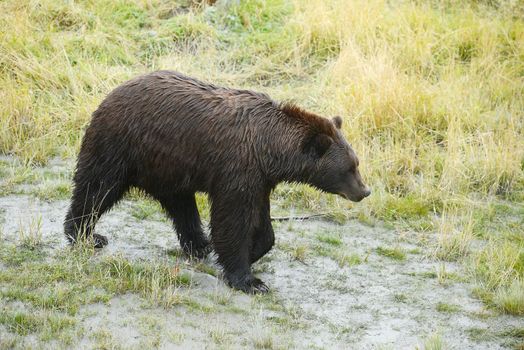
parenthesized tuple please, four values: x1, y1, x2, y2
(250, 278, 270, 294)
(227, 274, 270, 294)
(92, 233, 109, 248)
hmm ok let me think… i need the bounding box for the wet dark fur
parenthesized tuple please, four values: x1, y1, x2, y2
(65, 70, 369, 293)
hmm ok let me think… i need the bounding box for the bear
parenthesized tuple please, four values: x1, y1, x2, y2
(64, 70, 370, 293)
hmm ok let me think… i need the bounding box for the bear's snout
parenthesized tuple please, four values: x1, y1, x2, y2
(339, 185, 371, 202)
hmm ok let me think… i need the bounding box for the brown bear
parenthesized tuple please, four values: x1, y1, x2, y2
(64, 70, 370, 293)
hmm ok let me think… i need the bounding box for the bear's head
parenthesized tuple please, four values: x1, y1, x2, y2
(304, 116, 371, 202)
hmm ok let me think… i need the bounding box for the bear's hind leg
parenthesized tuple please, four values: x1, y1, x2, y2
(159, 194, 211, 258)
(65, 167, 128, 248)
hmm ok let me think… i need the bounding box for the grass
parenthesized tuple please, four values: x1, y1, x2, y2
(435, 264, 464, 286)
(253, 335, 277, 349)
(393, 293, 408, 303)
(0, 238, 223, 346)
(90, 328, 121, 350)
(0, 0, 522, 330)
(467, 326, 524, 348)
(167, 331, 185, 345)
(32, 180, 71, 200)
(376, 246, 407, 261)
(313, 242, 362, 267)
(0, 241, 193, 314)
(195, 262, 219, 277)
(471, 238, 524, 315)
(17, 215, 43, 249)
(209, 327, 232, 346)
(492, 278, 524, 315)
(0, 307, 78, 346)
(501, 327, 524, 350)
(436, 302, 461, 313)
(421, 332, 445, 350)
(279, 241, 309, 263)
(432, 207, 474, 262)
(316, 232, 343, 246)
(129, 199, 163, 221)
(467, 327, 494, 342)
(334, 252, 362, 267)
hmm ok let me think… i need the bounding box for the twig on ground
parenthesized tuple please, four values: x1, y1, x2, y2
(271, 213, 327, 221)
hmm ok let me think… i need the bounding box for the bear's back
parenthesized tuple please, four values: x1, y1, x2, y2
(94, 70, 274, 128)
(84, 71, 280, 192)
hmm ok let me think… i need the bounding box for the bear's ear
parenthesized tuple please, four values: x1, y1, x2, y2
(303, 133, 333, 158)
(332, 116, 342, 129)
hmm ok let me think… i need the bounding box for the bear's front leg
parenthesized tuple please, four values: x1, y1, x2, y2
(210, 191, 269, 294)
(250, 195, 275, 264)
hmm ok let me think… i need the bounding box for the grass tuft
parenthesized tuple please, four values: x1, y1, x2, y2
(316, 233, 343, 246)
(0, 308, 76, 337)
(432, 207, 474, 261)
(422, 332, 445, 350)
(18, 216, 43, 249)
(493, 278, 524, 315)
(376, 246, 406, 261)
(436, 302, 461, 313)
(471, 238, 524, 314)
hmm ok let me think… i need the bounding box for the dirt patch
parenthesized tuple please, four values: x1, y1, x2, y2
(0, 193, 521, 349)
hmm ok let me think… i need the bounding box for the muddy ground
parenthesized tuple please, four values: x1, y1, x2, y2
(0, 160, 522, 349)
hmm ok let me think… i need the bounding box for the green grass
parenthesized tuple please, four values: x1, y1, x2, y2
(335, 252, 362, 267)
(32, 181, 71, 200)
(0, 244, 46, 267)
(472, 239, 524, 315)
(376, 246, 407, 261)
(0, 241, 192, 314)
(129, 198, 164, 221)
(0, 239, 218, 346)
(467, 326, 524, 348)
(279, 241, 309, 263)
(313, 243, 362, 267)
(0, 0, 523, 320)
(393, 293, 408, 303)
(195, 262, 219, 277)
(90, 328, 121, 350)
(492, 278, 524, 315)
(433, 264, 465, 286)
(316, 233, 343, 246)
(0, 308, 76, 342)
(436, 302, 461, 313)
(467, 327, 493, 342)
